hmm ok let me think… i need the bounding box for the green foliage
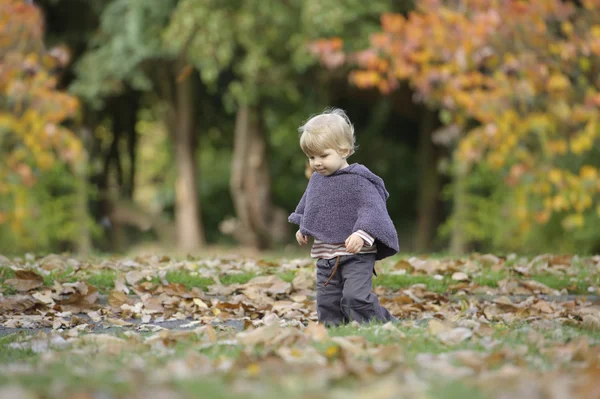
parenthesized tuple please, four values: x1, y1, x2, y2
(70, 0, 177, 105)
(165, 0, 397, 108)
(0, 163, 98, 255)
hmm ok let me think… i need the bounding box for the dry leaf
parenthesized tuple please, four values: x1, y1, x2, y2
(4, 270, 44, 291)
(451, 272, 470, 281)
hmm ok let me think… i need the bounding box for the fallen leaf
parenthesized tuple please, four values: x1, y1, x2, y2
(4, 270, 44, 291)
(438, 327, 473, 346)
(451, 272, 470, 281)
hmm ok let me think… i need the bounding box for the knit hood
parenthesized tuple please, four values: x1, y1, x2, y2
(332, 164, 389, 202)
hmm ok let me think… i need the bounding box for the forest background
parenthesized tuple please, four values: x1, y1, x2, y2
(2, 0, 600, 257)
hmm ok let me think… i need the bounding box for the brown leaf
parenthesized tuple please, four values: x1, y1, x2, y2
(582, 315, 600, 332)
(59, 284, 98, 312)
(31, 289, 54, 305)
(0, 295, 38, 312)
(4, 270, 44, 291)
(305, 322, 328, 342)
(451, 272, 470, 281)
(125, 270, 148, 286)
(392, 259, 413, 272)
(109, 290, 134, 308)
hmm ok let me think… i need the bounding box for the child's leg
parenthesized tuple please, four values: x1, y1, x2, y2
(316, 257, 346, 327)
(339, 254, 396, 323)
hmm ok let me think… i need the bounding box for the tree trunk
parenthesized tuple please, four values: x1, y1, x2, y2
(173, 68, 205, 251)
(414, 108, 440, 252)
(124, 91, 140, 199)
(75, 129, 92, 256)
(450, 154, 468, 255)
(230, 104, 288, 249)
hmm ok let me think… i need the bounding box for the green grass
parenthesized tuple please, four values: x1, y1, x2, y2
(277, 270, 297, 283)
(84, 269, 118, 292)
(374, 274, 453, 292)
(220, 272, 258, 286)
(163, 270, 214, 290)
(428, 380, 488, 399)
(0, 333, 39, 364)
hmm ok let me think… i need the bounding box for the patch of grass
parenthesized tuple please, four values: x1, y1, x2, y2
(428, 380, 488, 399)
(42, 266, 77, 286)
(0, 333, 39, 363)
(530, 275, 587, 293)
(176, 379, 252, 399)
(374, 274, 452, 292)
(220, 272, 257, 286)
(198, 343, 244, 359)
(0, 359, 134, 396)
(277, 270, 297, 283)
(165, 270, 214, 290)
(472, 270, 507, 288)
(0, 267, 18, 294)
(85, 270, 117, 293)
(0, 266, 16, 282)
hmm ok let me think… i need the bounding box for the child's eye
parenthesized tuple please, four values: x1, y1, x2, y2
(309, 157, 314, 160)
(321, 154, 328, 158)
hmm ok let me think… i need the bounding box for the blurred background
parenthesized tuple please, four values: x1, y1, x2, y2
(1, 0, 599, 257)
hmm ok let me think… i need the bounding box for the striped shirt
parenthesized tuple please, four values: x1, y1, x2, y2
(310, 230, 377, 259)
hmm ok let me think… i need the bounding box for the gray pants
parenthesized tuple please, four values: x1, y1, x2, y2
(316, 254, 396, 327)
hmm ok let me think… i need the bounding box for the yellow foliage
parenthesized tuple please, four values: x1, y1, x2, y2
(580, 165, 598, 181)
(548, 169, 562, 184)
(570, 133, 593, 155)
(552, 195, 568, 212)
(561, 22, 574, 37)
(547, 140, 568, 155)
(546, 73, 571, 92)
(352, 1, 600, 236)
(561, 213, 585, 230)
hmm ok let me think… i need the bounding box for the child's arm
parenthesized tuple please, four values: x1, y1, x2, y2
(288, 190, 307, 225)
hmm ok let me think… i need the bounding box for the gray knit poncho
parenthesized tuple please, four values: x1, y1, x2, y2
(289, 163, 399, 260)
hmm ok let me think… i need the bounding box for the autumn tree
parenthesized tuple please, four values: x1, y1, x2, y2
(0, 0, 88, 252)
(322, 0, 600, 253)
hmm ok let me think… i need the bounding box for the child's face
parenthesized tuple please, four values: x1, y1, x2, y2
(308, 148, 349, 176)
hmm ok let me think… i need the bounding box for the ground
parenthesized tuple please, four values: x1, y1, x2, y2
(1, 252, 600, 398)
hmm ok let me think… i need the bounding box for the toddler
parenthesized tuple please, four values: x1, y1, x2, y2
(289, 108, 399, 326)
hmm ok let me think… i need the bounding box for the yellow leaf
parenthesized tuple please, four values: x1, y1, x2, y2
(561, 21, 574, 36)
(580, 57, 591, 72)
(246, 363, 261, 377)
(193, 298, 209, 309)
(580, 165, 598, 180)
(561, 213, 584, 230)
(325, 345, 339, 358)
(547, 140, 568, 155)
(552, 195, 568, 211)
(546, 73, 570, 92)
(548, 169, 562, 184)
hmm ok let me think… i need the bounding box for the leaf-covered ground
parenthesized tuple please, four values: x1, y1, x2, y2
(1, 253, 600, 398)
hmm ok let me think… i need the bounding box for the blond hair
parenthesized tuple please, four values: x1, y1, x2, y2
(298, 108, 356, 157)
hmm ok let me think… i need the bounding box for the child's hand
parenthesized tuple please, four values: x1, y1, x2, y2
(296, 230, 308, 246)
(345, 233, 364, 253)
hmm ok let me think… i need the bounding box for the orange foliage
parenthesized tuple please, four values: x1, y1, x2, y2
(317, 0, 600, 234)
(0, 0, 82, 231)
